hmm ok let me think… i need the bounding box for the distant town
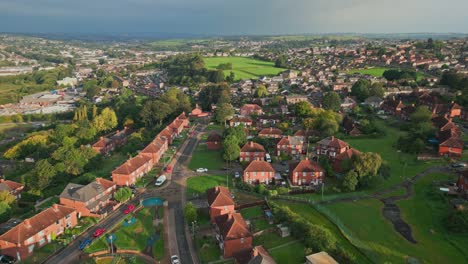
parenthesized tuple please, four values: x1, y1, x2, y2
(0, 33, 467, 264)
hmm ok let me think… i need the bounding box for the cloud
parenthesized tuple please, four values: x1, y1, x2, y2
(0, 0, 467, 34)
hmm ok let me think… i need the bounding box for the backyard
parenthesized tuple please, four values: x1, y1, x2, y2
(204, 57, 286, 80)
(188, 143, 225, 171)
(186, 174, 232, 199)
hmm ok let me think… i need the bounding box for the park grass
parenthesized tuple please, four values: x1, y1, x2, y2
(377, 187, 407, 199)
(195, 235, 222, 264)
(325, 194, 467, 264)
(397, 173, 468, 263)
(275, 201, 372, 264)
(344, 119, 444, 191)
(204, 57, 286, 80)
(240, 206, 264, 219)
(268, 240, 306, 264)
(346, 67, 426, 80)
(186, 174, 232, 199)
(188, 144, 225, 171)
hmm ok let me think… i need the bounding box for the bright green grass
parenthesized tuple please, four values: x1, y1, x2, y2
(268, 240, 306, 264)
(239, 206, 264, 219)
(186, 174, 232, 199)
(345, 119, 444, 191)
(253, 231, 297, 249)
(397, 173, 468, 263)
(204, 57, 286, 80)
(188, 144, 225, 171)
(275, 201, 372, 264)
(252, 218, 273, 232)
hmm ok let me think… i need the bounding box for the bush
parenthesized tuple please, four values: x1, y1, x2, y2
(444, 209, 468, 233)
(277, 187, 290, 195)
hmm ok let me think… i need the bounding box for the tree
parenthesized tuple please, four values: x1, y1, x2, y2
(350, 79, 371, 102)
(302, 118, 315, 131)
(31, 159, 57, 191)
(184, 202, 198, 224)
(275, 56, 287, 68)
(214, 103, 234, 125)
(141, 100, 172, 126)
(369, 83, 385, 98)
(114, 187, 132, 202)
(353, 152, 382, 184)
(210, 70, 225, 83)
(223, 125, 247, 146)
(98, 58, 106, 65)
(255, 85, 268, 98)
(0, 191, 16, 205)
(342, 170, 359, 191)
(294, 101, 313, 118)
(223, 135, 240, 161)
(322, 92, 341, 112)
(100, 107, 118, 132)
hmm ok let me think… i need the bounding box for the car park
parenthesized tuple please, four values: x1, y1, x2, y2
(155, 175, 167, 186)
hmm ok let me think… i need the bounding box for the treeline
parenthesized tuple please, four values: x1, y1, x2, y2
(4, 47, 73, 64)
(383, 69, 418, 81)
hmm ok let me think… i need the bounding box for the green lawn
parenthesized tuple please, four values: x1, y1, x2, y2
(239, 206, 264, 219)
(186, 174, 232, 199)
(204, 57, 286, 80)
(92, 152, 128, 179)
(346, 67, 425, 80)
(377, 187, 407, 199)
(195, 235, 222, 264)
(325, 191, 467, 264)
(252, 218, 273, 232)
(275, 201, 372, 264)
(153, 224, 165, 260)
(253, 231, 297, 249)
(345, 119, 444, 191)
(188, 144, 225, 171)
(268, 240, 306, 264)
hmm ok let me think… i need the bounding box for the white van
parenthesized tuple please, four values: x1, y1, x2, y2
(155, 175, 167, 186)
(265, 153, 272, 163)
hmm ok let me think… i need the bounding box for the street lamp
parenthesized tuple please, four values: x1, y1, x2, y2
(192, 220, 197, 237)
(109, 235, 113, 255)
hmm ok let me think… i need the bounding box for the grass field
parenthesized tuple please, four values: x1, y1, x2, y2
(188, 144, 225, 171)
(346, 67, 426, 81)
(204, 57, 286, 80)
(275, 201, 372, 264)
(186, 174, 232, 199)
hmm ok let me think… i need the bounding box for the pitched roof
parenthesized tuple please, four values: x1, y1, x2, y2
(290, 159, 323, 173)
(277, 136, 303, 146)
(0, 204, 76, 244)
(439, 129, 463, 148)
(248, 246, 276, 264)
(206, 186, 235, 207)
(335, 148, 361, 161)
(258, 128, 283, 136)
(305, 251, 338, 264)
(244, 161, 275, 173)
(112, 155, 152, 175)
(92, 137, 112, 148)
(59, 178, 115, 203)
(140, 142, 161, 155)
(230, 117, 253, 123)
(207, 132, 222, 142)
(241, 142, 266, 153)
(241, 104, 262, 111)
(0, 179, 24, 192)
(215, 212, 252, 241)
(317, 136, 349, 149)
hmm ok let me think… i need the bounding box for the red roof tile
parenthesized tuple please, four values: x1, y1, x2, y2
(206, 186, 235, 207)
(215, 212, 252, 240)
(241, 142, 266, 153)
(244, 161, 275, 173)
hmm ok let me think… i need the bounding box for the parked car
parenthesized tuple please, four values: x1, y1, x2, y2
(123, 204, 135, 215)
(165, 166, 172, 173)
(79, 238, 92, 250)
(0, 255, 15, 264)
(93, 228, 106, 237)
(155, 175, 167, 186)
(171, 255, 180, 264)
(196, 168, 208, 173)
(234, 171, 240, 178)
(452, 162, 467, 168)
(281, 160, 287, 166)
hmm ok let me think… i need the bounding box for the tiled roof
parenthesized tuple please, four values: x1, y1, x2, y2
(277, 136, 303, 146)
(0, 204, 76, 244)
(60, 178, 115, 202)
(230, 117, 253, 123)
(317, 136, 349, 149)
(112, 155, 152, 175)
(241, 104, 262, 111)
(439, 129, 463, 148)
(92, 137, 112, 148)
(258, 128, 282, 136)
(241, 142, 266, 153)
(215, 212, 251, 240)
(206, 186, 235, 207)
(140, 142, 160, 154)
(335, 148, 361, 161)
(0, 179, 24, 192)
(290, 159, 323, 173)
(207, 132, 222, 142)
(244, 161, 275, 173)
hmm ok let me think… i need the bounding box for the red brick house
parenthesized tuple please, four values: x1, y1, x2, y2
(447, 102, 462, 118)
(215, 212, 253, 258)
(333, 148, 361, 173)
(0, 179, 24, 199)
(59, 178, 117, 218)
(112, 155, 154, 186)
(233, 245, 276, 264)
(243, 161, 275, 184)
(381, 98, 405, 116)
(207, 132, 223, 150)
(206, 186, 235, 223)
(92, 127, 130, 154)
(258, 128, 283, 139)
(240, 104, 263, 117)
(438, 128, 463, 157)
(289, 159, 324, 186)
(276, 136, 304, 157)
(0, 204, 77, 261)
(140, 137, 168, 164)
(229, 117, 253, 127)
(240, 141, 266, 162)
(190, 104, 209, 118)
(157, 127, 175, 145)
(316, 136, 350, 159)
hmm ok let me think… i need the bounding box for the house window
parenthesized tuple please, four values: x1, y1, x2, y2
(241, 238, 245, 244)
(39, 238, 46, 246)
(38, 231, 44, 237)
(65, 214, 71, 219)
(28, 244, 35, 253)
(26, 237, 34, 244)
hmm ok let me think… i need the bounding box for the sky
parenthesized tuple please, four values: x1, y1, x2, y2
(0, 0, 467, 36)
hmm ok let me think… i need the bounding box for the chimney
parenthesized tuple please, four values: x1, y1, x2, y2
(252, 247, 259, 257)
(0, 179, 4, 183)
(52, 204, 59, 211)
(331, 136, 334, 141)
(100, 136, 103, 140)
(24, 219, 31, 228)
(250, 141, 254, 147)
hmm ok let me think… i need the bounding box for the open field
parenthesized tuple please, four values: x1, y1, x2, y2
(186, 174, 232, 199)
(204, 57, 286, 80)
(188, 144, 224, 171)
